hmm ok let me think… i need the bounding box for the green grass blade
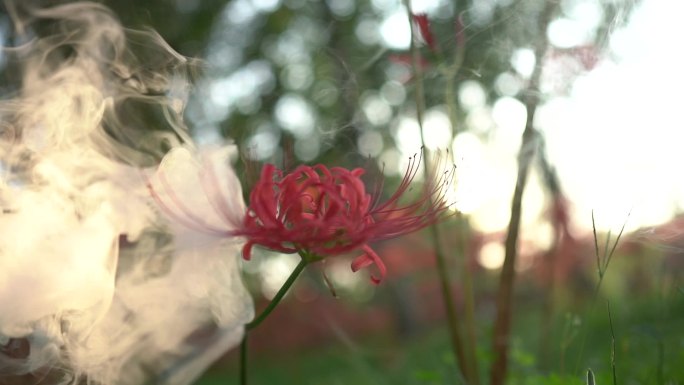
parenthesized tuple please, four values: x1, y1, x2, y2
(587, 368, 596, 385)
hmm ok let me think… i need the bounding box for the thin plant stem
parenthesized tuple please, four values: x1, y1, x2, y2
(602, 230, 612, 276)
(246, 258, 308, 330)
(604, 213, 629, 273)
(239, 257, 309, 385)
(593, 211, 600, 275)
(489, 2, 557, 385)
(444, 17, 481, 385)
(402, 1, 472, 382)
(574, 212, 629, 373)
(607, 300, 618, 385)
(459, 217, 480, 385)
(587, 369, 596, 385)
(536, 147, 567, 370)
(431, 226, 471, 382)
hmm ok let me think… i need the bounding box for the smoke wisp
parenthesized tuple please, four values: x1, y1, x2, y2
(0, 2, 253, 384)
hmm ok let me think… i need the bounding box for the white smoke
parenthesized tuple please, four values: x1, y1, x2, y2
(0, 2, 253, 384)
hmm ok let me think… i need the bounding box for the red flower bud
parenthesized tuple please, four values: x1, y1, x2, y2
(412, 13, 437, 53)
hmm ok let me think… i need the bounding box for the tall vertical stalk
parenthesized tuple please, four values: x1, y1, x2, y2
(403, 1, 473, 383)
(444, 17, 481, 385)
(489, 2, 557, 385)
(536, 145, 567, 369)
(607, 300, 618, 385)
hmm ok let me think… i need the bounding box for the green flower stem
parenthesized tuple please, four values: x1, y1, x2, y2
(246, 258, 309, 330)
(240, 257, 309, 385)
(239, 334, 248, 385)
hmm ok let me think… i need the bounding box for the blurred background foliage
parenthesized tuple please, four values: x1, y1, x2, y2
(3, 0, 684, 384)
(96, 0, 632, 169)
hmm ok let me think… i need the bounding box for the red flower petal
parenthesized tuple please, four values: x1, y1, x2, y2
(242, 241, 255, 261)
(351, 245, 387, 285)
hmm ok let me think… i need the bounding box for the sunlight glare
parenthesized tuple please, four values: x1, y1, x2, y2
(393, 116, 422, 154)
(511, 48, 535, 79)
(451, 132, 486, 214)
(274, 94, 315, 138)
(422, 108, 452, 150)
(478, 241, 505, 270)
(540, 0, 684, 232)
(379, 9, 411, 49)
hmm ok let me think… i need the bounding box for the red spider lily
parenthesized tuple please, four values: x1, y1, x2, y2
(148, 149, 455, 285)
(239, 152, 455, 284)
